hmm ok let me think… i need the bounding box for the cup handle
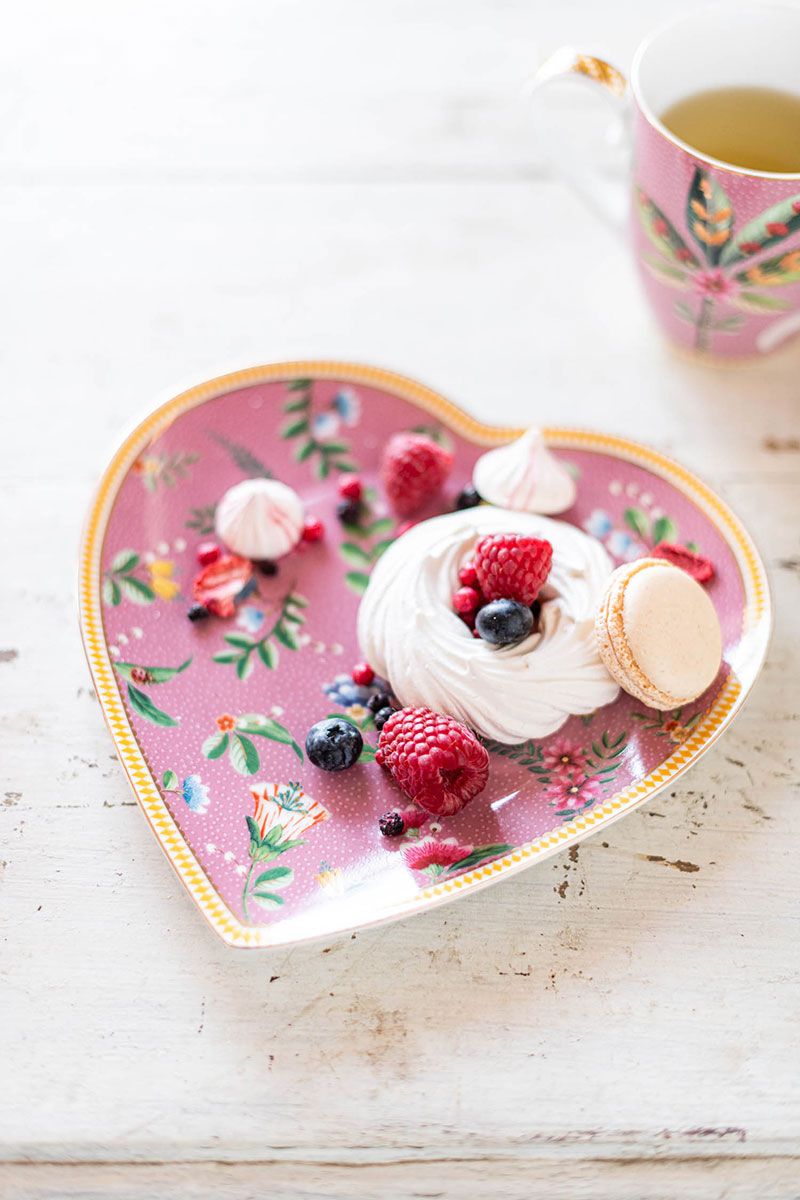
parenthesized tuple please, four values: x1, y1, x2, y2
(525, 48, 631, 231)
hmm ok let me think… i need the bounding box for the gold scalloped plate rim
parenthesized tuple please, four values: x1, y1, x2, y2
(78, 361, 772, 948)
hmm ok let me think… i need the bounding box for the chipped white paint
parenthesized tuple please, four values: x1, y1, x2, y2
(1, 2, 798, 1197)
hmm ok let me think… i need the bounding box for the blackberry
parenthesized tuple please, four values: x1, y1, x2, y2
(378, 811, 405, 837)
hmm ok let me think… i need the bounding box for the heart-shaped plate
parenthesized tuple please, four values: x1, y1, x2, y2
(79, 362, 770, 947)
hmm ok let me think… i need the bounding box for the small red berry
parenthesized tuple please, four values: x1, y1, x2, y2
(459, 561, 478, 587)
(452, 586, 481, 615)
(338, 476, 363, 502)
(352, 662, 374, 686)
(302, 517, 325, 543)
(197, 541, 221, 566)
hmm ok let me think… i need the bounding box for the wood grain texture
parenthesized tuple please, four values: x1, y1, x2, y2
(1, 0, 798, 1192)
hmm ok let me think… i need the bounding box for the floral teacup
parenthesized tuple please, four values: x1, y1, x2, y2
(528, 3, 800, 358)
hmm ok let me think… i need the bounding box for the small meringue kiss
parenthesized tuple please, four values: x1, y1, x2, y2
(215, 479, 305, 560)
(473, 429, 577, 515)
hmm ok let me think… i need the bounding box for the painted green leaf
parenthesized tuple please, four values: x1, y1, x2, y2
(288, 592, 309, 608)
(236, 654, 255, 681)
(258, 641, 277, 669)
(295, 441, 316, 463)
(281, 418, 309, 438)
(274, 625, 299, 651)
(711, 315, 745, 333)
(335, 461, 359, 474)
(126, 683, 179, 727)
(642, 255, 692, 289)
(730, 290, 792, 314)
(624, 507, 649, 540)
(209, 433, 272, 479)
(685, 168, 734, 266)
(322, 441, 349, 455)
(366, 518, 394, 538)
(370, 539, 395, 561)
(115, 658, 192, 683)
(735, 250, 800, 288)
(358, 742, 376, 763)
(103, 577, 121, 605)
(674, 300, 696, 324)
(202, 731, 229, 759)
(652, 516, 677, 544)
(251, 891, 285, 909)
(162, 769, 179, 791)
(212, 650, 241, 664)
(340, 542, 371, 567)
(117, 575, 155, 605)
(111, 549, 139, 574)
(230, 732, 260, 775)
(315, 457, 330, 480)
(720, 194, 800, 266)
(224, 632, 255, 649)
(447, 844, 514, 873)
(237, 715, 303, 760)
(246, 815, 262, 843)
(287, 377, 312, 391)
(284, 395, 309, 413)
(636, 188, 700, 269)
(345, 570, 370, 594)
(254, 865, 293, 888)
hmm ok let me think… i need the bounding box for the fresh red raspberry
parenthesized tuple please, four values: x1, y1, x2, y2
(474, 534, 553, 605)
(302, 517, 325, 543)
(375, 707, 489, 816)
(351, 661, 374, 686)
(338, 476, 363, 502)
(381, 433, 453, 517)
(452, 586, 481, 615)
(459, 561, 478, 587)
(652, 541, 715, 584)
(197, 541, 221, 566)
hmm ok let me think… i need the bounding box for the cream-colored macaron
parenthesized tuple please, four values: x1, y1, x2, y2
(594, 558, 722, 710)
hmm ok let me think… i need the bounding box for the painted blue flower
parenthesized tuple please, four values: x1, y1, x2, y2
(182, 775, 210, 813)
(237, 604, 265, 635)
(312, 410, 341, 439)
(331, 388, 361, 427)
(607, 530, 645, 562)
(323, 672, 393, 709)
(584, 509, 613, 539)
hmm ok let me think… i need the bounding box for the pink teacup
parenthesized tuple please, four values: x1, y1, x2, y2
(528, 3, 800, 359)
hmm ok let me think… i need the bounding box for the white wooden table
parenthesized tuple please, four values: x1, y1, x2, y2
(2, 2, 799, 1196)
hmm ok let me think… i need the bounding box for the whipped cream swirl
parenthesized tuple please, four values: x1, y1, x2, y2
(473, 429, 577, 515)
(357, 506, 619, 743)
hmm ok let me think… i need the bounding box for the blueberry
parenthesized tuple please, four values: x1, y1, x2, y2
(379, 811, 405, 837)
(337, 499, 362, 526)
(367, 691, 393, 714)
(187, 603, 210, 622)
(475, 599, 534, 646)
(454, 485, 481, 511)
(306, 718, 363, 771)
(373, 706, 394, 732)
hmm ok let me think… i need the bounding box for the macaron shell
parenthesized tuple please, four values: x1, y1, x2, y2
(595, 558, 722, 710)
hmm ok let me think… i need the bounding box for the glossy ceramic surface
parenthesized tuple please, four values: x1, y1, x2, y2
(79, 363, 770, 947)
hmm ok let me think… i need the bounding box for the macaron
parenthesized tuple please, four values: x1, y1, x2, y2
(594, 558, 722, 711)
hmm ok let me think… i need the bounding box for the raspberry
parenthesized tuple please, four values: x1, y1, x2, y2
(381, 433, 453, 517)
(652, 541, 715, 584)
(375, 707, 489, 816)
(338, 476, 363, 502)
(475, 534, 553, 605)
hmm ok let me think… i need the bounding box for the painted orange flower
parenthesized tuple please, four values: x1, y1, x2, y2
(216, 713, 236, 732)
(250, 781, 330, 843)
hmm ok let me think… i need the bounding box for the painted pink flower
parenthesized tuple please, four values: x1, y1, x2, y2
(403, 838, 472, 872)
(544, 769, 604, 810)
(692, 269, 739, 301)
(541, 736, 587, 774)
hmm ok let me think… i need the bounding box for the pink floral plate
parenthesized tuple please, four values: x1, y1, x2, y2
(78, 362, 771, 948)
